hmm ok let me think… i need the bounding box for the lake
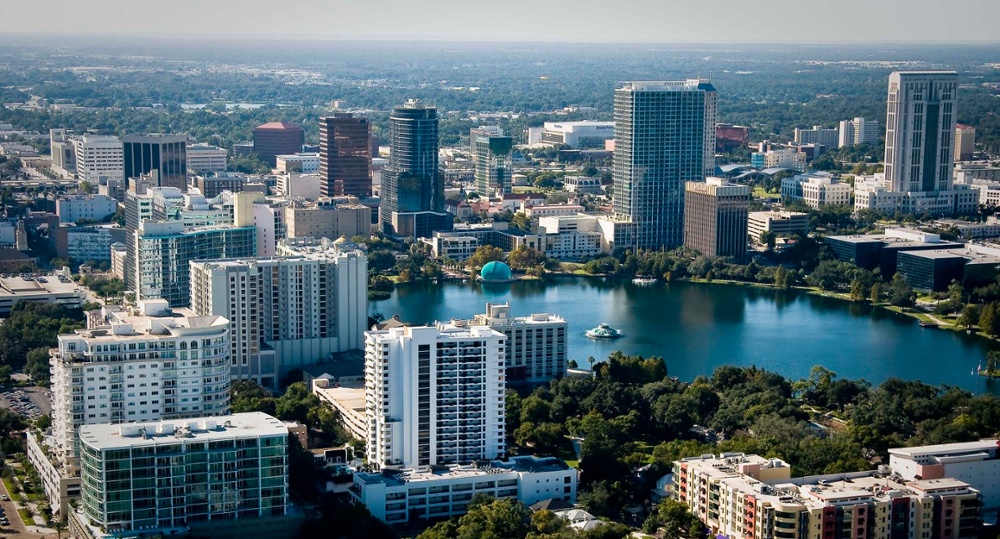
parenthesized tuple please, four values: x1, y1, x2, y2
(370, 278, 998, 390)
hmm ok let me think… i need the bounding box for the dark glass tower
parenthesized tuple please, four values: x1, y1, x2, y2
(123, 134, 188, 190)
(320, 114, 372, 197)
(380, 100, 451, 238)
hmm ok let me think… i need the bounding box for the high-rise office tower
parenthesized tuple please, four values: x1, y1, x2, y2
(253, 122, 304, 167)
(470, 126, 514, 197)
(364, 323, 506, 468)
(612, 80, 717, 250)
(884, 71, 958, 193)
(123, 134, 188, 190)
(683, 178, 750, 263)
(955, 124, 976, 161)
(320, 114, 372, 197)
(380, 100, 451, 238)
(73, 135, 124, 182)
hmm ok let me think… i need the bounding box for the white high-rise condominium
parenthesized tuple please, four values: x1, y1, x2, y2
(364, 323, 506, 468)
(49, 299, 230, 475)
(612, 80, 717, 250)
(884, 71, 959, 193)
(190, 240, 368, 390)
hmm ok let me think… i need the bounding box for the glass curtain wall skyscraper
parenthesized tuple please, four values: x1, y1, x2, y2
(319, 114, 372, 197)
(123, 134, 188, 190)
(380, 100, 451, 238)
(612, 80, 717, 250)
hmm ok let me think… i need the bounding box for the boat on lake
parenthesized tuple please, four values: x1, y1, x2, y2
(632, 276, 657, 285)
(586, 323, 624, 339)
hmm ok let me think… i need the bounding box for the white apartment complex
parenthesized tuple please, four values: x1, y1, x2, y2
(190, 242, 367, 389)
(74, 136, 125, 182)
(49, 300, 231, 475)
(364, 323, 506, 468)
(352, 456, 577, 523)
(838, 117, 880, 148)
(793, 126, 839, 148)
(470, 302, 568, 384)
(752, 148, 806, 172)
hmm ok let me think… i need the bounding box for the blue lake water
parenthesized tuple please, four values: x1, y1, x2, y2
(371, 278, 999, 390)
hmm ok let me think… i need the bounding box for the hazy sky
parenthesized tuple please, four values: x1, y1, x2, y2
(1, 0, 998, 42)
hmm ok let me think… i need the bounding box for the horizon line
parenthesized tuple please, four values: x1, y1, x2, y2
(2, 31, 1000, 46)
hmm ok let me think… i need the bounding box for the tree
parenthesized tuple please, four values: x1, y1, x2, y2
(24, 347, 51, 385)
(759, 230, 777, 251)
(869, 281, 883, 304)
(849, 279, 865, 302)
(980, 303, 1000, 337)
(888, 274, 915, 308)
(507, 245, 544, 271)
(658, 499, 705, 539)
(957, 304, 979, 329)
(231, 380, 277, 415)
(774, 265, 790, 289)
(467, 245, 505, 269)
(368, 250, 396, 273)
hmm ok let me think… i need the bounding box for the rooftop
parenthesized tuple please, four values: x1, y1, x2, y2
(889, 439, 999, 458)
(0, 274, 82, 298)
(256, 122, 302, 130)
(78, 412, 288, 450)
(356, 456, 571, 487)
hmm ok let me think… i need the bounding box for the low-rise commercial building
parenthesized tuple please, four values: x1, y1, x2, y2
(186, 143, 228, 174)
(352, 456, 577, 523)
(781, 172, 851, 208)
(541, 121, 614, 148)
(276, 153, 321, 174)
(824, 228, 962, 277)
(0, 271, 86, 316)
(312, 379, 366, 441)
(747, 211, 809, 243)
(56, 195, 118, 224)
(751, 148, 806, 172)
(562, 176, 603, 194)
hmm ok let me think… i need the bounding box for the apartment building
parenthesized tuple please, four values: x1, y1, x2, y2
(364, 322, 506, 468)
(56, 195, 118, 224)
(190, 242, 367, 389)
(76, 413, 289, 537)
(674, 453, 981, 539)
(470, 302, 567, 384)
(283, 197, 371, 240)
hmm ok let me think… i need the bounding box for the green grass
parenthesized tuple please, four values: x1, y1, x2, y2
(17, 507, 32, 525)
(1, 478, 17, 499)
(753, 187, 781, 200)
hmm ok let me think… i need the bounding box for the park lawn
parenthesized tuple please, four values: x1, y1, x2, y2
(753, 187, 781, 200)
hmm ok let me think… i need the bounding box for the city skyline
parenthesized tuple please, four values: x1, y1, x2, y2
(2, 0, 998, 44)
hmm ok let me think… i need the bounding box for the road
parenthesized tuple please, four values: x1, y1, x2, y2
(0, 475, 52, 538)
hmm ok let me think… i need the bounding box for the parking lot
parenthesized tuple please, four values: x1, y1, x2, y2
(0, 388, 50, 421)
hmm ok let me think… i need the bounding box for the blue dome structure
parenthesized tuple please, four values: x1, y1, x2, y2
(480, 261, 513, 281)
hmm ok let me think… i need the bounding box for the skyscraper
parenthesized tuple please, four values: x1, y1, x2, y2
(683, 178, 750, 263)
(123, 134, 188, 190)
(364, 323, 506, 468)
(884, 71, 958, 193)
(253, 122, 304, 167)
(612, 80, 717, 250)
(320, 114, 372, 197)
(470, 126, 514, 197)
(380, 100, 451, 238)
